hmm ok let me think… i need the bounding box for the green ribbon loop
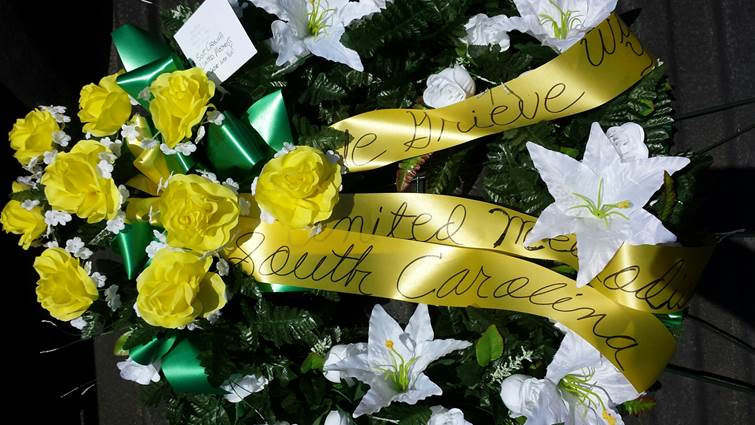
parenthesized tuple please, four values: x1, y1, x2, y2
(130, 336, 224, 395)
(246, 90, 293, 152)
(164, 151, 196, 175)
(112, 221, 155, 280)
(207, 111, 272, 184)
(130, 334, 177, 365)
(116, 55, 182, 108)
(112, 25, 173, 72)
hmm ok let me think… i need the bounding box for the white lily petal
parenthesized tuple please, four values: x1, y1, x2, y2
(604, 156, 690, 209)
(338, 0, 380, 26)
(626, 208, 676, 245)
(250, 0, 286, 19)
(271, 20, 308, 66)
(545, 328, 602, 383)
(583, 122, 622, 175)
(526, 142, 596, 205)
(304, 26, 364, 71)
(352, 378, 397, 417)
(500, 375, 568, 425)
(524, 203, 577, 246)
(411, 339, 471, 375)
(394, 372, 443, 405)
(574, 227, 623, 287)
(366, 304, 407, 365)
(404, 303, 433, 342)
(323, 343, 368, 383)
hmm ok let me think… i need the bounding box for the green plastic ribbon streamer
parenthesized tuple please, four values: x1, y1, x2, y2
(246, 90, 292, 152)
(130, 335, 224, 394)
(112, 221, 155, 280)
(207, 111, 272, 183)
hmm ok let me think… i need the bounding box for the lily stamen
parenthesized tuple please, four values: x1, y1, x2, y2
(307, 0, 335, 36)
(538, 0, 584, 39)
(569, 178, 632, 226)
(377, 339, 418, 393)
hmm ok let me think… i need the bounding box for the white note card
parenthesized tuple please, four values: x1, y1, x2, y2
(174, 0, 256, 82)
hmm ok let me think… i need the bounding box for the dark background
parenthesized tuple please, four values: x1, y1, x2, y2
(1, 1, 752, 424)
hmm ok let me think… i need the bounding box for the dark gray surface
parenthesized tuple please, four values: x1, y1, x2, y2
(95, 1, 755, 424)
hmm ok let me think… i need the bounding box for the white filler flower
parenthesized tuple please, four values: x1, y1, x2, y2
(252, 0, 383, 71)
(513, 0, 617, 52)
(423, 65, 476, 108)
(428, 405, 472, 425)
(221, 374, 269, 403)
(323, 304, 471, 417)
(500, 323, 639, 425)
(524, 122, 689, 286)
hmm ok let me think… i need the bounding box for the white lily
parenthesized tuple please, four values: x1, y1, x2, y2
(323, 304, 471, 417)
(513, 0, 617, 52)
(251, 0, 383, 71)
(500, 323, 639, 425)
(523, 122, 690, 286)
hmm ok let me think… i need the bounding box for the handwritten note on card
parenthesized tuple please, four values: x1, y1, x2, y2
(174, 0, 256, 82)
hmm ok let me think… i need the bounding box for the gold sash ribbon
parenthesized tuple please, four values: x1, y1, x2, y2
(226, 215, 672, 392)
(332, 14, 656, 171)
(226, 193, 711, 392)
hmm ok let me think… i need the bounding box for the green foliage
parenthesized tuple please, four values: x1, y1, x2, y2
(476, 324, 504, 366)
(300, 352, 325, 373)
(254, 299, 320, 347)
(9, 188, 46, 203)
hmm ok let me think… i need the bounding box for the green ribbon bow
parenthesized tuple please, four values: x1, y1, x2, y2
(130, 335, 224, 394)
(112, 221, 155, 281)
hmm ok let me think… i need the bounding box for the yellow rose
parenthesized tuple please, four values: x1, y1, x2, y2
(1, 200, 46, 249)
(149, 67, 215, 148)
(136, 249, 226, 329)
(254, 146, 342, 228)
(8, 109, 59, 165)
(34, 248, 98, 321)
(41, 140, 121, 223)
(158, 174, 239, 252)
(78, 72, 132, 137)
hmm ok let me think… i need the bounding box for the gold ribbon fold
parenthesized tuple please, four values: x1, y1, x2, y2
(318, 193, 712, 314)
(332, 14, 655, 171)
(226, 217, 676, 392)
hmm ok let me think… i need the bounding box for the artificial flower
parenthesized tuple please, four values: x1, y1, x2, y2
(254, 145, 342, 229)
(323, 304, 471, 417)
(323, 343, 368, 385)
(324, 410, 351, 425)
(500, 323, 639, 425)
(158, 174, 240, 252)
(1, 199, 46, 250)
(78, 72, 133, 137)
(221, 374, 269, 403)
(149, 67, 215, 148)
(34, 248, 99, 321)
(253, 0, 382, 71)
(513, 0, 617, 53)
(428, 406, 472, 425)
(8, 108, 59, 165)
(135, 249, 227, 329)
(523, 122, 690, 286)
(42, 140, 121, 223)
(422, 65, 476, 108)
(462, 13, 516, 50)
(117, 358, 161, 385)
